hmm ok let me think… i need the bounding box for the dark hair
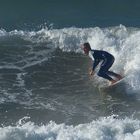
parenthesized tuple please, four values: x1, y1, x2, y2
(83, 42, 91, 50)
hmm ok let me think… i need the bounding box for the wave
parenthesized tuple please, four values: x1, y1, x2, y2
(0, 25, 139, 52)
(0, 25, 140, 92)
(0, 116, 140, 140)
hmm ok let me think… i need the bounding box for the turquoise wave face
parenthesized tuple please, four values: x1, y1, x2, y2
(0, 25, 140, 129)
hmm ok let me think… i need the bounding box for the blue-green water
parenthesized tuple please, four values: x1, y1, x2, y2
(1, 1, 140, 140)
(1, 0, 140, 30)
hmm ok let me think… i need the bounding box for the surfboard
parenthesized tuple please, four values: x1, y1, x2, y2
(99, 77, 126, 96)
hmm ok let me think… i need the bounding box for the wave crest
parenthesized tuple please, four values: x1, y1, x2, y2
(1, 116, 140, 140)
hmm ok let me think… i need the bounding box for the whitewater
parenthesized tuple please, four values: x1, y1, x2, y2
(1, 116, 140, 140)
(1, 25, 140, 140)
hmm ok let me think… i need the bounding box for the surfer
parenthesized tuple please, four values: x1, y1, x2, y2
(82, 42, 122, 85)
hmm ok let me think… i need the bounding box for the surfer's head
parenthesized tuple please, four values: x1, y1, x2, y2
(83, 42, 91, 55)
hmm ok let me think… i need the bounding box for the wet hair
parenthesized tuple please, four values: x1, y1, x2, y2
(83, 42, 91, 50)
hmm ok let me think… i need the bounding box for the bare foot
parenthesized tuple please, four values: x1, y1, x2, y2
(110, 79, 117, 85)
(116, 75, 123, 81)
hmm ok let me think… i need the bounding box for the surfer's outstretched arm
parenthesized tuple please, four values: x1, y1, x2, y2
(89, 69, 95, 76)
(92, 59, 100, 71)
(89, 59, 100, 76)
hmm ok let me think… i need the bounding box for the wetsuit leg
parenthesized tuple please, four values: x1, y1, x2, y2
(107, 71, 121, 77)
(98, 68, 113, 81)
(97, 57, 115, 81)
(104, 57, 122, 78)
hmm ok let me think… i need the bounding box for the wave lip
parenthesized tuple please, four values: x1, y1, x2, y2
(0, 25, 140, 93)
(0, 116, 140, 140)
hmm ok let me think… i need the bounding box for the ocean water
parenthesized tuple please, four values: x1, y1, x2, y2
(1, 1, 140, 140)
(1, 0, 140, 30)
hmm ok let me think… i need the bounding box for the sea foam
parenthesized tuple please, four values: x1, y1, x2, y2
(0, 25, 140, 92)
(0, 116, 140, 140)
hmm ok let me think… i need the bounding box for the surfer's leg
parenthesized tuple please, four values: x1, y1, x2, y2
(101, 57, 122, 81)
(97, 70, 113, 80)
(107, 71, 122, 80)
(98, 69, 117, 83)
(98, 58, 114, 80)
(98, 58, 117, 84)
(97, 69, 117, 84)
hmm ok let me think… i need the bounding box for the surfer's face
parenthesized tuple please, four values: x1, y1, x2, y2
(83, 47, 89, 55)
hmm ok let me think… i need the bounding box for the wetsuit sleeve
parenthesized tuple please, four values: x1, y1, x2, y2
(92, 59, 100, 71)
(89, 51, 94, 61)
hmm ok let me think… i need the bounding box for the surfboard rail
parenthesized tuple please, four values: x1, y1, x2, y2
(99, 77, 126, 96)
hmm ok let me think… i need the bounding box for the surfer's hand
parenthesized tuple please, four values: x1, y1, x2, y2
(89, 69, 94, 76)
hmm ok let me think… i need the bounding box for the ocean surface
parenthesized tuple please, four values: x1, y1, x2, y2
(1, 0, 140, 140)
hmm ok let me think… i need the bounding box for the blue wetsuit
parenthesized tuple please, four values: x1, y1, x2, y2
(89, 50, 119, 81)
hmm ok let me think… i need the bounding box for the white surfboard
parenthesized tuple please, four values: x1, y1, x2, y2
(99, 77, 126, 95)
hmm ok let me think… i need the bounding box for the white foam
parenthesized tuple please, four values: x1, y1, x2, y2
(0, 25, 140, 91)
(1, 116, 140, 140)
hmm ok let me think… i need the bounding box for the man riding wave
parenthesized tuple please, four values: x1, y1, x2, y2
(82, 42, 122, 85)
